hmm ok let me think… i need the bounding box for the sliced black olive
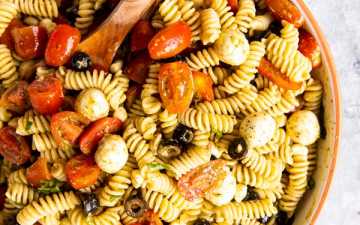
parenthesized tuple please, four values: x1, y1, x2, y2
(258, 216, 270, 224)
(173, 124, 194, 146)
(243, 187, 259, 201)
(269, 20, 283, 36)
(64, 6, 78, 25)
(157, 141, 182, 161)
(228, 138, 248, 159)
(125, 197, 147, 218)
(81, 193, 99, 215)
(71, 52, 92, 71)
(276, 211, 288, 225)
(193, 219, 211, 225)
(159, 55, 186, 63)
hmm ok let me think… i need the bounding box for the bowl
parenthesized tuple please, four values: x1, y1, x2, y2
(291, 1, 341, 224)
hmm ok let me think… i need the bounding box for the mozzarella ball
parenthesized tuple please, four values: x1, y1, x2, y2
(214, 30, 250, 66)
(95, 135, 128, 174)
(286, 110, 320, 145)
(205, 168, 236, 206)
(75, 88, 109, 121)
(239, 113, 276, 148)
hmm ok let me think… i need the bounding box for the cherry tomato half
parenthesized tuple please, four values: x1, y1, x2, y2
(11, 26, 48, 60)
(148, 21, 192, 60)
(125, 51, 152, 84)
(28, 76, 64, 115)
(192, 71, 214, 102)
(51, 111, 90, 150)
(298, 29, 321, 69)
(227, 0, 239, 13)
(266, 0, 304, 28)
(79, 117, 122, 154)
(159, 61, 194, 113)
(26, 157, 52, 187)
(0, 18, 24, 50)
(45, 24, 81, 66)
(0, 81, 29, 113)
(65, 154, 100, 189)
(131, 20, 155, 52)
(0, 127, 30, 165)
(178, 159, 227, 201)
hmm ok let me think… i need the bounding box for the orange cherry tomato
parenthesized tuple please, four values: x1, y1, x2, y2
(0, 127, 30, 165)
(11, 26, 48, 60)
(148, 21, 192, 59)
(192, 71, 214, 102)
(227, 0, 239, 13)
(298, 29, 321, 69)
(28, 76, 64, 115)
(178, 160, 227, 201)
(0, 18, 24, 50)
(79, 117, 122, 154)
(26, 157, 52, 187)
(131, 20, 155, 52)
(65, 154, 101, 189)
(266, 0, 304, 28)
(159, 61, 194, 113)
(50, 111, 90, 150)
(0, 81, 29, 113)
(125, 83, 142, 109)
(125, 51, 153, 84)
(258, 58, 302, 90)
(45, 24, 81, 66)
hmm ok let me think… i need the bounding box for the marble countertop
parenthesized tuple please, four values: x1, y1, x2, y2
(304, 0, 360, 224)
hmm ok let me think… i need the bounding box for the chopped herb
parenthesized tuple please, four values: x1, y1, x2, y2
(25, 121, 33, 131)
(37, 179, 63, 194)
(146, 162, 170, 171)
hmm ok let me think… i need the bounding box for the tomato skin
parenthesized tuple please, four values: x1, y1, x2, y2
(0, 81, 29, 113)
(0, 127, 30, 165)
(28, 76, 64, 115)
(26, 157, 52, 187)
(178, 159, 227, 201)
(298, 29, 321, 69)
(148, 22, 192, 59)
(258, 58, 302, 90)
(266, 0, 304, 28)
(79, 117, 122, 154)
(192, 71, 214, 102)
(125, 51, 152, 84)
(65, 154, 101, 189)
(159, 61, 194, 113)
(125, 83, 142, 108)
(45, 24, 81, 66)
(227, 0, 238, 13)
(131, 20, 155, 52)
(0, 19, 24, 50)
(51, 111, 90, 150)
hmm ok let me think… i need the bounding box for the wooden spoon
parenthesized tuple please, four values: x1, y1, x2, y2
(78, 0, 156, 70)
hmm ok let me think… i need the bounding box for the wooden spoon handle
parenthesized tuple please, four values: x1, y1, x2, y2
(78, 0, 156, 70)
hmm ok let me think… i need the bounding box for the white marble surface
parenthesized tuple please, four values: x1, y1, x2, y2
(303, 0, 360, 224)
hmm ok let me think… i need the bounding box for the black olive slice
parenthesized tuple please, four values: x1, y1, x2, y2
(125, 197, 147, 218)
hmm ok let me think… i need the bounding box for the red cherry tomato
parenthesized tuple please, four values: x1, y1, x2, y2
(79, 117, 122, 154)
(125, 51, 152, 84)
(65, 154, 101, 189)
(26, 157, 52, 187)
(258, 58, 302, 90)
(50, 111, 90, 150)
(192, 71, 214, 102)
(227, 0, 239, 13)
(0, 127, 30, 165)
(45, 24, 81, 66)
(11, 26, 48, 60)
(178, 160, 227, 201)
(298, 29, 321, 69)
(0, 81, 29, 113)
(125, 83, 142, 108)
(131, 20, 155, 52)
(265, 0, 304, 28)
(0, 19, 24, 50)
(159, 61, 194, 113)
(28, 76, 64, 115)
(148, 21, 192, 59)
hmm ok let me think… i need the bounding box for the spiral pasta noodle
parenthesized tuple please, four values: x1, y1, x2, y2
(38, 213, 60, 225)
(10, 0, 58, 18)
(0, 159, 13, 183)
(32, 132, 58, 152)
(303, 78, 323, 115)
(280, 20, 300, 46)
(75, 0, 95, 33)
(210, 0, 237, 31)
(255, 185, 284, 203)
(0, 44, 19, 87)
(202, 66, 229, 85)
(235, 0, 256, 33)
(159, 109, 178, 138)
(0, 2, 18, 36)
(141, 63, 162, 115)
(6, 183, 39, 205)
(40, 147, 75, 163)
(8, 169, 28, 185)
(249, 13, 273, 36)
(159, 0, 182, 25)
(16, 110, 51, 136)
(200, 8, 221, 45)
(135, 116, 157, 140)
(191, 130, 211, 147)
(232, 164, 277, 189)
(186, 47, 220, 70)
(50, 161, 67, 182)
(152, 11, 165, 29)
(178, 0, 201, 41)
(243, 86, 281, 115)
(69, 206, 120, 225)
(240, 218, 264, 225)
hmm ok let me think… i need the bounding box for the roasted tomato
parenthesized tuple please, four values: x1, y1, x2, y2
(0, 81, 29, 113)
(192, 71, 214, 102)
(45, 24, 81, 66)
(11, 26, 48, 60)
(130, 210, 163, 225)
(227, 0, 239, 13)
(26, 157, 52, 187)
(178, 160, 227, 201)
(298, 29, 321, 69)
(0, 18, 24, 50)
(50, 111, 90, 150)
(65, 154, 101, 189)
(258, 58, 302, 90)
(125, 51, 152, 84)
(159, 61, 194, 113)
(79, 117, 122, 154)
(148, 21, 192, 59)
(266, 0, 304, 28)
(0, 127, 30, 165)
(28, 76, 64, 115)
(131, 20, 155, 52)
(125, 83, 142, 108)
